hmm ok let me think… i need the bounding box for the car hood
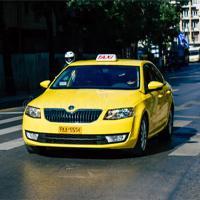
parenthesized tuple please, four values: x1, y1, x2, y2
(29, 89, 143, 110)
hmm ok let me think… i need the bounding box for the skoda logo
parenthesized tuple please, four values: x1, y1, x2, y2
(68, 105, 75, 110)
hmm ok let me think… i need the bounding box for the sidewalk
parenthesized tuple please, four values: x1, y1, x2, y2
(0, 63, 200, 105)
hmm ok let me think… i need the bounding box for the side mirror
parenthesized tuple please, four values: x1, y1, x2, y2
(40, 80, 51, 89)
(148, 81, 163, 90)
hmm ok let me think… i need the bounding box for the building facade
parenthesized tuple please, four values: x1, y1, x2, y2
(180, 0, 200, 47)
(0, 1, 64, 97)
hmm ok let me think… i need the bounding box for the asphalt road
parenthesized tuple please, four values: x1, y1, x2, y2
(0, 63, 200, 200)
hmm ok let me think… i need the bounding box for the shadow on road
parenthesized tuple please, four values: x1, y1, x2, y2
(36, 127, 198, 159)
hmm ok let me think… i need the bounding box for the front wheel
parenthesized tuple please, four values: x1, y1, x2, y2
(132, 116, 148, 156)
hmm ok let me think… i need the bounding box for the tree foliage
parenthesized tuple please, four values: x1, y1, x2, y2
(30, 0, 189, 70)
(63, 0, 189, 57)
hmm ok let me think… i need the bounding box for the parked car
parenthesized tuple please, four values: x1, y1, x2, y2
(189, 47, 200, 63)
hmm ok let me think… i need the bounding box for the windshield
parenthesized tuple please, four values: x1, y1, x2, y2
(189, 50, 199, 56)
(51, 65, 140, 90)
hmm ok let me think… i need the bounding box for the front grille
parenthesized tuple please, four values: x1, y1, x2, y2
(44, 109, 102, 123)
(38, 133, 108, 145)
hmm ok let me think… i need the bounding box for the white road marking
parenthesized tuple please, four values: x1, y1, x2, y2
(0, 138, 24, 150)
(174, 120, 192, 128)
(173, 120, 192, 135)
(170, 120, 200, 156)
(0, 125, 22, 136)
(0, 116, 23, 125)
(172, 89, 179, 92)
(0, 112, 24, 114)
(175, 115, 200, 119)
(169, 134, 200, 156)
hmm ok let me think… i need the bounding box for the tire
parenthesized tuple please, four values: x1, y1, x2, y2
(159, 109, 173, 140)
(132, 115, 148, 156)
(25, 144, 46, 154)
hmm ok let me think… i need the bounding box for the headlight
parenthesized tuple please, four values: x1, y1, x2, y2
(104, 108, 133, 120)
(25, 106, 41, 118)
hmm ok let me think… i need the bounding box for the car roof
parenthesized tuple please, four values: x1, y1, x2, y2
(68, 59, 152, 67)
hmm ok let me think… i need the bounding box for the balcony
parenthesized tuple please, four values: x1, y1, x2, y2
(182, 28, 189, 32)
(191, 3, 198, 8)
(192, 15, 199, 19)
(182, 4, 189, 8)
(182, 16, 189, 19)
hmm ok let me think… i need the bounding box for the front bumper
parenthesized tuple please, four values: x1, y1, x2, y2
(22, 113, 142, 149)
(189, 57, 199, 62)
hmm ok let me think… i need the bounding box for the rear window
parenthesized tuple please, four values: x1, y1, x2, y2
(51, 65, 140, 90)
(190, 50, 199, 56)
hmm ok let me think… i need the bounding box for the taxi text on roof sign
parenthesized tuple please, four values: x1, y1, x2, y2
(96, 54, 117, 61)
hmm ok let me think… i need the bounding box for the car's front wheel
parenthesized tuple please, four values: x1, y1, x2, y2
(25, 144, 46, 154)
(131, 115, 148, 156)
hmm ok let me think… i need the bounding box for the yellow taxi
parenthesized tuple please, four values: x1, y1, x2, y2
(22, 54, 174, 156)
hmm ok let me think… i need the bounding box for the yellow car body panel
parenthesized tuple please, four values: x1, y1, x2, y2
(26, 89, 142, 110)
(22, 58, 174, 151)
(22, 116, 140, 149)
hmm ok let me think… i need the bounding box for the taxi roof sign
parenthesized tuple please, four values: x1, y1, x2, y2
(96, 54, 117, 61)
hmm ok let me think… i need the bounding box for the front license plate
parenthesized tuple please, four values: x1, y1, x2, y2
(59, 126, 82, 134)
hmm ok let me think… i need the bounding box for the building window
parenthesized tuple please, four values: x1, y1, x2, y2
(192, 10, 198, 17)
(192, 21, 199, 29)
(194, 32, 199, 41)
(183, 9, 189, 17)
(183, 21, 189, 30)
(185, 33, 189, 43)
(192, 0, 198, 5)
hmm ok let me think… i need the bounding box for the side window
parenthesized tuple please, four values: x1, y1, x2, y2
(144, 65, 153, 90)
(149, 64, 163, 83)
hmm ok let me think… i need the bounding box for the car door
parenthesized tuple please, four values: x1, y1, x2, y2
(143, 64, 165, 135)
(148, 64, 169, 127)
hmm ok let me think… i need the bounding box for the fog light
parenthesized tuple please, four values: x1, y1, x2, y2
(25, 131, 39, 141)
(105, 134, 128, 143)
